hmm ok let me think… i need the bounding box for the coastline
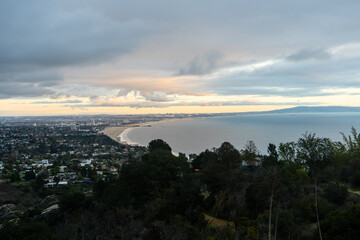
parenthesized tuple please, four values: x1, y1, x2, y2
(102, 118, 194, 147)
(119, 127, 140, 146)
(101, 126, 133, 143)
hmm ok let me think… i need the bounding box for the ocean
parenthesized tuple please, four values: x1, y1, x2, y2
(123, 112, 360, 155)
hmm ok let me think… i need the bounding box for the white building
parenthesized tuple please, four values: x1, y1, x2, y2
(80, 159, 93, 167)
(59, 166, 67, 172)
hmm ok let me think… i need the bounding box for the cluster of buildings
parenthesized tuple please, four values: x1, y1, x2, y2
(0, 113, 222, 188)
(0, 113, 199, 130)
(0, 117, 146, 188)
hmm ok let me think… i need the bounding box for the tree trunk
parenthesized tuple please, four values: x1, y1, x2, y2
(315, 179, 323, 240)
(274, 201, 280, 240)
(268, 189, 273, 240)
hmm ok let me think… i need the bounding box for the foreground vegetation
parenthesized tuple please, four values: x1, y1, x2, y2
(2, 128, 360, 239)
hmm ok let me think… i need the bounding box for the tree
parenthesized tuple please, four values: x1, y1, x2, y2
(320, 204, 360, 240)
(36, 173, 46, 186)
(119, 148, 190, 206)
(257, 210, 300, 240)
(278, 142, 296, 162)
(242, 141, 259, 166)
(191, 150, 218, 170)
(0, 221, 52, 240)
(350, 170, 360, 188)
(216, 142, 241, 169)
(267, 143, 278, 160)
(10, 173, 20, 182)
(59, 191, 90, 213)
(340, 127, 360, 159)
(296, 133, 334, 174)
(262, 143, 279, 168)
(245, 179, 271, 219)
(24, 170, 36, 181)
(265, 167, 280, 240)
(156, 176, 205, 224)
(201, 162, 229, 195)
(148, 139, 172, 152)
(322, 182, 348, 205)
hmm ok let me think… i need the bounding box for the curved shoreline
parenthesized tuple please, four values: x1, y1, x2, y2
(119, 127, 141, 146)
(101, 125, 142, 146)
(118, 118, 191, 147)
(120, 127, 180, 156)
(102, 118, 194, 152)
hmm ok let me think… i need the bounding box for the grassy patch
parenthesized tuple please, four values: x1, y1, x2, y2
(203, 213, 235, 229)
(11, 181, 31, 187)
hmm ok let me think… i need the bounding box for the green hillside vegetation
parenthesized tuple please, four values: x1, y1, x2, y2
(2, 128, 360, 239)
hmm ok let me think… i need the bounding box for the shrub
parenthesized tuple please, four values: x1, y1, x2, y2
(0, 221, 52, 240)
(350, 170, 360, 188)
(291, 197, 331, 223)
(319, 204, 360, 240)
(322, 183, 348, 205)
(59, 191, 86, 212)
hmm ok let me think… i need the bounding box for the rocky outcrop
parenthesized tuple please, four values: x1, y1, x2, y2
(41, 204, 59, 215)
(0, 204, 18, 221)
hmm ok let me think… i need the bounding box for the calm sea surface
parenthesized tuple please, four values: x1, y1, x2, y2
(125, 113, 360, 155)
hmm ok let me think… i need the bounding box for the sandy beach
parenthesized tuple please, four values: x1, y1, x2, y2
(101, 126, 134, 143)
(101, 118, 190, 146)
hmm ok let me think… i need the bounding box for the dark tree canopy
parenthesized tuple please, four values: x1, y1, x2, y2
(242, 140, 259, 166)
(278, 142, 296, 162)
(296, 133, 333, 174)
(148, 139, 172, 152)
(4, 128, 360, 240)
(24, 170, 36, 181)
(262, 143, 279, 168)
(216, 142, 241, 169)
(320, 204, 360, 240)
(191, 149, 218, 170)
(117, 148, 190, 206)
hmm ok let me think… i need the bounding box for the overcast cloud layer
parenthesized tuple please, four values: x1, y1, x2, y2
(1, 0, 360, 112)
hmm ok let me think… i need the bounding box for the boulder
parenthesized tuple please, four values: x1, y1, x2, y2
(0, 204, 18, 221)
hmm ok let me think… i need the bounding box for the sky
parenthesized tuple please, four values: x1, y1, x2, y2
(1, 0, 360, 116)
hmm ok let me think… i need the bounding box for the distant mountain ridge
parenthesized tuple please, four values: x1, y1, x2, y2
(265, 106, 360, 114)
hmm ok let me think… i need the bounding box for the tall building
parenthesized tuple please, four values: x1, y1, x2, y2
(70, 124, 77, 131)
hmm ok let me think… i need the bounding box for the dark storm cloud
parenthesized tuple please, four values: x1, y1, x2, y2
(0, 82, 55, 99)
(177, 50, 223, 76)
(0, 71, 63, 84)
(0, 1, 151, 68)
(286, 48, 332, 61)
(0, 70, 62, 98)
(0, 0, 153, 99)
(206, 55, 360, 97)
(31, 100, 83, 104)
(1, 0, 360, 103)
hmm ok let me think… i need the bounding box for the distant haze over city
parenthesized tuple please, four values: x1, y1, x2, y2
(1, 1, 360, 116)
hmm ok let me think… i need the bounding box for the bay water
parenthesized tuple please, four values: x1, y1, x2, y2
(125, 112, 360, 155)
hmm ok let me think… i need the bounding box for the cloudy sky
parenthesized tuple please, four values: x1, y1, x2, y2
(1, 0, 360, 115)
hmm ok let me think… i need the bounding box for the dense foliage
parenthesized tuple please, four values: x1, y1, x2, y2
(2, 130, 360, 239)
